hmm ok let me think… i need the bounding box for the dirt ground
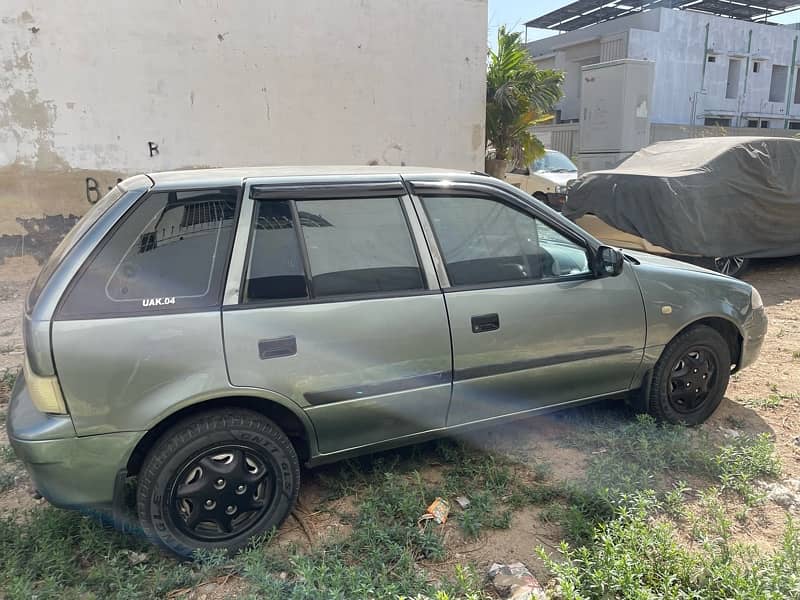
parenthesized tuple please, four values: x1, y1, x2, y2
(1, 254, 799, 593)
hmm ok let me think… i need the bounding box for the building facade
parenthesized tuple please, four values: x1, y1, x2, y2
(527, 7, 800, 130)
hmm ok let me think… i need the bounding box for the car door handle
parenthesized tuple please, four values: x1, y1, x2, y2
(471, 313, 499, 333)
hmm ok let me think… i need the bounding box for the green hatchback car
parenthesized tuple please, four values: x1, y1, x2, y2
(8, 167, 767, 557)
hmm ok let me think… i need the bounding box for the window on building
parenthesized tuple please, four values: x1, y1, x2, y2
(726, 58, 741, 99)
(753, 61, 761, 73)
(707, 55, 716, 63)
(747, 119, 759, 128)
(789, 121, 800, 129)
(704, 117, 732, 127)
(770, 64, 788, 102)
(761, 120, 770, 128)
(58, 188, 239, 318)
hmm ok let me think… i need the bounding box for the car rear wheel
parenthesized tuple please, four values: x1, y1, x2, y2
(647, 325, 731, 425)
(712, 256, 749, 277)
(136, 409, 300, 558)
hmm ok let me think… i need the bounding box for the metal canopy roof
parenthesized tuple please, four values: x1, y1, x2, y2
(526, 0, 800, 32)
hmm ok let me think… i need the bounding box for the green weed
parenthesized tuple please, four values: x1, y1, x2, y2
(0, 507, 197, 599)
(541, 492, 800, 599)
(714, 432, 781, 503)
(745, 394, 783, 410)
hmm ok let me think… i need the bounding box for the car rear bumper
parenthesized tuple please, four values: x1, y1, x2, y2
(739, 306, 768, 371)
(6, 373, 143, 509)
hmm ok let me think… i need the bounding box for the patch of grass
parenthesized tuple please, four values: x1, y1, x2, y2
(0, 367, 17, 390)
(792, 350, 800, 360)
(541, 492, 800, 599)
(714, 432, 781, 504)
(0, 445, 22, 492)
(238, 468, 488, 598)
(533, 413, 781, 544)
(0, 472, 17, 493)
(0, 507, 199, 599)
(745, 394, 783, 410)
(0, 444, 18, 463)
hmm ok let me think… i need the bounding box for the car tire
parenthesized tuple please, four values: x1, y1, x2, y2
(711, 256, 749, 278)
(136, 409, 300, 559)
(647, 325, 731, 425)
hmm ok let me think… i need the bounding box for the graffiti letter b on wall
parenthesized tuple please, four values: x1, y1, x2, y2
(85, 177, 124, 204)
(85, 177, 101, 204)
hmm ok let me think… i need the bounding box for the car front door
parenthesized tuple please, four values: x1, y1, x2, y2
(222, 177, 452, 455)
(410, 179, 646, 427)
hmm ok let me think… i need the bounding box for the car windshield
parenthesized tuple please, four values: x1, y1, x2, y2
(531, 151, 577, 173)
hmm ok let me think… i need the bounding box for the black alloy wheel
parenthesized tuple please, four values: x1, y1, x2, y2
(712, 256, 749, 278)
(647, 325, 731, 425)
(667, 346, 717, 415)
(137, 409, 300, 558)
(169, 444, 276, 542)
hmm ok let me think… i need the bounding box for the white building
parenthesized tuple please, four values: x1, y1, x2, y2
(526, 3, 800, 130)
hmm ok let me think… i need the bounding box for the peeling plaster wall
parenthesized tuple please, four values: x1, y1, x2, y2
(0, 0, 487, 274)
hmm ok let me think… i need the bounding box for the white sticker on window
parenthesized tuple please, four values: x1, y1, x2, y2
(142, 297, 176, 308)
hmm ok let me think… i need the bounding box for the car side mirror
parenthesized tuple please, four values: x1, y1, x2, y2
(594, 246, 624, 277)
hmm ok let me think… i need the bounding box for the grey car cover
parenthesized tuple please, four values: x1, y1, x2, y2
(563, 136, 800, 258)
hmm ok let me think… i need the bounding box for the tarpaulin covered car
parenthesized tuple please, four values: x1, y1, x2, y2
(563, 136, 800, 276)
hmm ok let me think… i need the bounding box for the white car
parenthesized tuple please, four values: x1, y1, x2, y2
(505, 149, 578, 210)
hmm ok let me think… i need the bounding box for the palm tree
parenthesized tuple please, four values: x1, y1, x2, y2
(486, 26, 564, 174)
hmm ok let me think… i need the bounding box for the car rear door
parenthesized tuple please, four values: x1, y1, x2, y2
(408, 178, 646, 427)
(222, 176, 452, 455)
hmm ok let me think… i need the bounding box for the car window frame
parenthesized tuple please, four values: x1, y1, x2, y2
(411, 182, 595, 293)
(231, 183, 438, 311)
(54, 185, 244, 321)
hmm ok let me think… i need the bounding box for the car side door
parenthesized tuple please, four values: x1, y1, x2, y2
(409, 179, 646, 427)
(222, 177, 453, 456)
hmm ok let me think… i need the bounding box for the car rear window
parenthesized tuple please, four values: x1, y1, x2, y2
(57, 187, 239, 319)
(27, 186, 125, 311)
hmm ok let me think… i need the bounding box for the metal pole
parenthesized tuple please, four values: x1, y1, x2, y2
(696, 22, 710, 133)
(738, 30, 752, 127)
(700, 22, 710, 89)
(784, 36, 798, 129)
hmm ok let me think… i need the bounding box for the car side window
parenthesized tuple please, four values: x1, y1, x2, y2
(297, 197, 424, 297)
(244, 200, 308, 302)
(57, 188, 239, 318)
(244, 196, 424, 302)
(421, 195, 589, 286)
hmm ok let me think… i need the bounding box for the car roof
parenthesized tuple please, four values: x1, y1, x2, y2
(146, 165, 464, 188)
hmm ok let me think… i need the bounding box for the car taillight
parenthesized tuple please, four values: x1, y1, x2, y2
(24, 355, 67, 414)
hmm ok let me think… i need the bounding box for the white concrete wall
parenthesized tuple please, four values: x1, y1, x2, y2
(0, 0, 486, 276)
(2, 0, 486, 174)
(645, 9, 800, 125)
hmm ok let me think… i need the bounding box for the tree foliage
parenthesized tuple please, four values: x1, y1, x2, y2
(486, 26, 564, 163)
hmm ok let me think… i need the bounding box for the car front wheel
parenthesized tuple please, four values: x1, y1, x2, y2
(647, 325, 731, 425)
(136, 409, 300, 558)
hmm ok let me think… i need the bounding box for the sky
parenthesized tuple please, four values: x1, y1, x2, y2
(487, 0, 565, 46)
(487, 0, 800, 50)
